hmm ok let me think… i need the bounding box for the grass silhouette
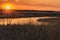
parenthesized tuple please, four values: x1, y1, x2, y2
(0, 24, 59, 40)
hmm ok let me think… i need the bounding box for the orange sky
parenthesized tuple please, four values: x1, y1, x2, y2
(0, 0, 60, 11)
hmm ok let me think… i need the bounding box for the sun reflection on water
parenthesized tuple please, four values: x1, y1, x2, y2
(0, 17, 58, 26)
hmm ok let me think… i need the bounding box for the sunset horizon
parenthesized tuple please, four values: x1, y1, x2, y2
(0, 0, 60, 40)
(0, 0, 60, 11)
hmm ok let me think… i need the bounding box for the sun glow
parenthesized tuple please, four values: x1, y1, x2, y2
(5, 6, 11, 10)
(1, 3, 14, 14)
(1, 3, 14, 10)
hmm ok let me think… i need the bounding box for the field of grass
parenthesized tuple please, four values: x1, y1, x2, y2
(0, 24, 60, 40)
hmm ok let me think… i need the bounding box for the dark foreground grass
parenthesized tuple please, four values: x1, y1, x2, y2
(0, 24, 60, 40)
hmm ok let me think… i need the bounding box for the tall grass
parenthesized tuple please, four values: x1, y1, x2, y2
(0, 24, 59, 40)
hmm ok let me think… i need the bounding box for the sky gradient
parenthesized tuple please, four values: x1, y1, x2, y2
(0, 0, 60, 11)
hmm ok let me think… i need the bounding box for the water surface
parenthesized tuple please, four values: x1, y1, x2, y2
(0, 17, 59, 26)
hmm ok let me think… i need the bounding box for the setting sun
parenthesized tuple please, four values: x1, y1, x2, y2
(1, 3, 14, 10)
(5, 5, 11, 10)
(1, 3, 14, 14)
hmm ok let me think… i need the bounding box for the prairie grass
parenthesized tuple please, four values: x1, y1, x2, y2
(0, 24, 59, 40)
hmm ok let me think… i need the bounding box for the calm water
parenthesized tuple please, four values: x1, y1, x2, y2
(0, 17, 59, 26)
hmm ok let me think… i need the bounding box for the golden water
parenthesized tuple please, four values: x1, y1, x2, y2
(0, 17, 58, 25)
